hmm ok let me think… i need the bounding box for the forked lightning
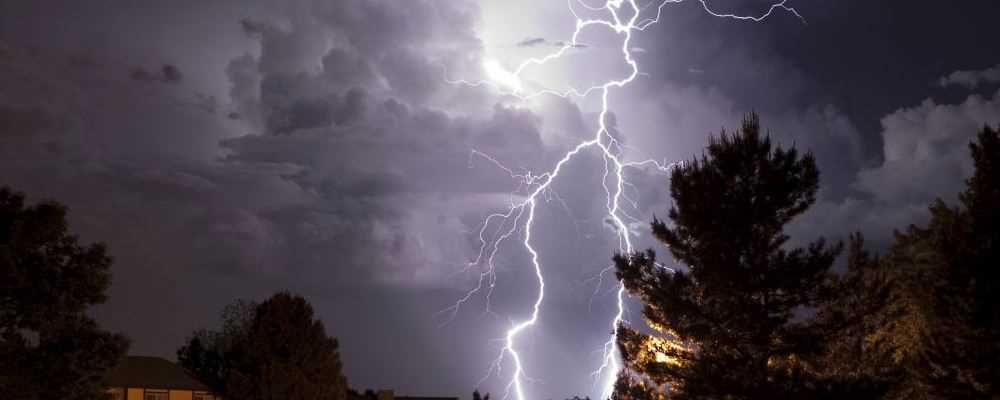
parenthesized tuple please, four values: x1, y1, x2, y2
(441, 1, 804, 399)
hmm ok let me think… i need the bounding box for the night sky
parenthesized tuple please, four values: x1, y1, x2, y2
(1, 1, 999, 399)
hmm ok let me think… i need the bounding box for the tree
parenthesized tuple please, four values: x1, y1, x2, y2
(955, 125, 1000, 333)
(809, 125, 1000, 399)
(179, 292, 348, 400)
(177, 299, 257, 393)
(472, 389, 490, 400)
(809, 234, 902, 398)
(879, 125, 1000, 398)
(947, 124, 1000, 395)
(0, 187, 129, 399)
(614, 114, 841, 399)
(610, 371, 658, 400)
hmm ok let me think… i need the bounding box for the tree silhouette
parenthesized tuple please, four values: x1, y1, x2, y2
(0, 187, 129, 399)
(957, 125, 1000, 333)
(871, 125, 1000, 398)
(177, 335, 224, 392)
(788, 124, 1000, 399)
(178, 299, 257, 393)
(614, 114, 841, 399)
(805, 233, 899, 398)
(180, 292, 348, 400)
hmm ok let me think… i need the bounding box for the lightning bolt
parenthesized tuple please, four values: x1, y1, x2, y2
(441, 1, 804, 399)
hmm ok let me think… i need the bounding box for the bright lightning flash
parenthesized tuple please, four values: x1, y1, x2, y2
(483, 59, 524, 94)
(441, 1, 803, 399)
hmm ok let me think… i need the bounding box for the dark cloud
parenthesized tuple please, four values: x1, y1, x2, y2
(0, 1, 597, 395)
(0, 0, 497, 392)
(514, 37, 588, 49)
(162, 64, 183, 82)
(939, 64, 1000, 89)
(794, 87, 1000, 248)
(2, 0, 1000, 399)
(517, 37, 547, 47)
(239, 18, 267, 36)
(553, 41, 588, 49)
(0, 105, 54, 138)
(130, 64, 184, 83)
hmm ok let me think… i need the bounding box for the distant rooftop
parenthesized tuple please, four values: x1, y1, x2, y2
(396, 397, 459, 400)
(106, 356, 211, 391)
(349, 389, 457, 400)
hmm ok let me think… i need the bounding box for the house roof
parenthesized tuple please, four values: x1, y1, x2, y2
(347, 391, 457, 400)
(106, 356, 211, 391)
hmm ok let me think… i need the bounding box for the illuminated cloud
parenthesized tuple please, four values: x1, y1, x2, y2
(1, 1, 999, 399)
(939, 64, 1000, 89)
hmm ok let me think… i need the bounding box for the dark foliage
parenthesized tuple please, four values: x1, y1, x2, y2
(613, 119, 1000, 399)
(472, 389, 490, 400)
(808, 234, 900, 398)
(613, 114, 842, 399)
(177, 299, 256, 393)
(814, 126, 1000, 399)
(610, 372, 657, 400)
(886, 125, 1000, 398)
(178, 292, 347, 400)
(177, 335, 226, 393)
(347, 388, 380, 400)
(956, 125, 1000, 338)
(0, 187, 129, 400)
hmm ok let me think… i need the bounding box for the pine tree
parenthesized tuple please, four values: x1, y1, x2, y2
(614, 114, 841, 399)
(816, 125, 1000, 399)
(815, 228, 940, 400)
(958, 125, 1000, 331)
(910, 125, 1000, 397)
(810, 234, 899, 398)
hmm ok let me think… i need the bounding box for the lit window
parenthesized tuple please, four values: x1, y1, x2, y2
(193, 393, 215, 400)
(107, 388, 125, 400)
(144, 390, 168, 400)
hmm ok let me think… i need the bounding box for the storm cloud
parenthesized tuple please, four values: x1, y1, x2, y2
(2, 1, 999, 399)
(939, 64, 1000, 89)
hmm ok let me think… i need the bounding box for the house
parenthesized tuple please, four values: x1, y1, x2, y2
(106, 356, 219, 400)
(396, 396, 460, 400)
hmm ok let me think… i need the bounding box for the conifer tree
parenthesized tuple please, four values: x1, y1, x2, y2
(899, 125, 1000, 397)
(614, 114, 841, 399)
(811, 125, 1000, 399)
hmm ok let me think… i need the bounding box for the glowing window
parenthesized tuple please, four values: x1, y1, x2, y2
(144, 390, 168, 400)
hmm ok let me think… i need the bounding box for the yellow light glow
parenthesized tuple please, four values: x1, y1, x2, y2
(645, 336, 686, 367)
